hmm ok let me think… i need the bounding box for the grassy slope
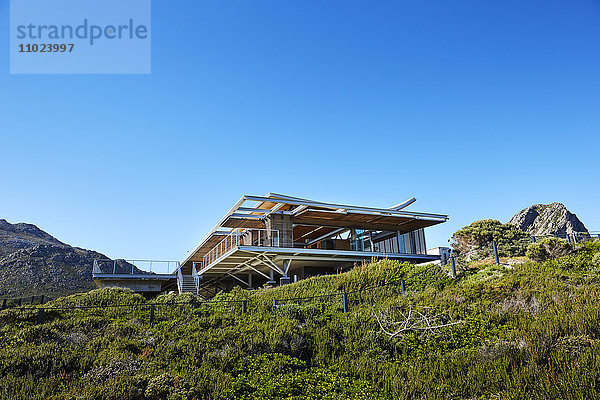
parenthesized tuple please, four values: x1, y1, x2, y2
(1, 243, 600, 400)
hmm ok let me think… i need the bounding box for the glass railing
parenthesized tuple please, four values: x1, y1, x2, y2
(200, 228, 280, 269)
(92, 259, 180, 275)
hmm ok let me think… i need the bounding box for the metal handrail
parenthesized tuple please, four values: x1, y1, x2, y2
(192, 265, 200, 295)
(530, 232, 600, 243)
(177, 267, 183, 294)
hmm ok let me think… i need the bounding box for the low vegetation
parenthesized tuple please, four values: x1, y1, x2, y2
(525, 237, 573, 262)
(1, 240, 600, 399)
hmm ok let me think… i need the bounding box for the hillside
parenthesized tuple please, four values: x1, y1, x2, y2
(1, 239, 600, 399)
(0, 219, 139, 298)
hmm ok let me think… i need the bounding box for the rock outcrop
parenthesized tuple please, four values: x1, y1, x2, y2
(509, 203, 588, 236)
(0, 219, 141, 297)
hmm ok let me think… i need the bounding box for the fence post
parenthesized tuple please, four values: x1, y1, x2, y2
(400, 280, 406, 295)
(37, 309, 44, 325)
(492, 241, 500, 265)
(241, 300, 247, 313)
(149, 304, 155, 324)
(450, 257, 456, 278)
(342, 293, 348, 312)
(1, 299, 6, 310)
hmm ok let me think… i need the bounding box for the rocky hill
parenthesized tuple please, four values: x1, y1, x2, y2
(0, 219, 139, 298)
(509, 203, 588, 236)
(0, 219, 66, 255)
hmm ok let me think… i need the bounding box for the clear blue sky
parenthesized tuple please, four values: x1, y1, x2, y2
(1, 0, 599, 260)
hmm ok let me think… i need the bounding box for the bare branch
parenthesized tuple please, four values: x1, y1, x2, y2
(372, 304, 463, 338)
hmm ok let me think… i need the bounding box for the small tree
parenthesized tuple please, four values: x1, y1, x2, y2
(526, 237, 572, 262)
(451, 219, 528, 258)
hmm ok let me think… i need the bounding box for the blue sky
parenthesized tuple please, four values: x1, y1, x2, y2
(1, 0, 599, 260)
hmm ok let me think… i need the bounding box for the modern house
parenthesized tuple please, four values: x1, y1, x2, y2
(177, 193, 448, 297)
(92, 193, 448, 297)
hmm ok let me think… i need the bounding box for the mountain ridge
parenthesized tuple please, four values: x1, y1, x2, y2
(0, 218, 66, 255)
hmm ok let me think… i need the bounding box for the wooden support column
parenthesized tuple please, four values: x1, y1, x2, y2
(264, 214, 293, 247)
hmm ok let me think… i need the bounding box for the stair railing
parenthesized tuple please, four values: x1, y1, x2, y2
(192, 263, 200, 295)
(177, 266, 183, 294)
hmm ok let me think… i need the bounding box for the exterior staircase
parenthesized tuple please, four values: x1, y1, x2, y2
(178, 274, 197, 294)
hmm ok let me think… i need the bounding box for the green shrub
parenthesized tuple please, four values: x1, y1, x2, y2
(49, 287, 145, 308)
(452, 219, 529, 258)
(592, 252, 600, 268)
(526, 238, 572, 262)
(145, 372, 196, 400)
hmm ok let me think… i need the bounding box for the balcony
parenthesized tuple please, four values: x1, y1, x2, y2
(198, 228, 280, 269)
(91, 259, 180, 294)
(195, 227, 433, 273)
(92, 259, 180, 275)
